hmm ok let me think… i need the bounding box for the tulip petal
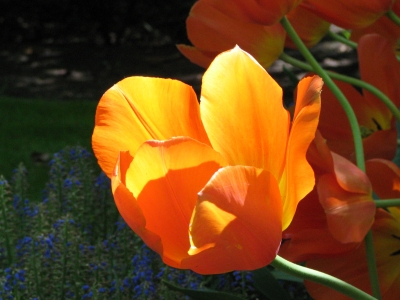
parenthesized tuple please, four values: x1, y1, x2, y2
(280, 74, 322, 230)
(366, 159, 400, 199)
(358, 34, 400, 115)
(302, 0, 393, 28)
(176, 44, 218, 69)
(121, 137, 226, 268)
(112, 151, 163, 256)
(285, 5, 330, 49)
(317, 174, 375, 243)
(93, 77, 210, 177)
(201, 46, 290, 180)
(182, 165, 282, 274)
(184, 0, 286, 69)
(305, 210, 400, 300)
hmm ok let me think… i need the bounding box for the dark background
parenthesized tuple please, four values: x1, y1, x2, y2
(0, 0, 204, 100)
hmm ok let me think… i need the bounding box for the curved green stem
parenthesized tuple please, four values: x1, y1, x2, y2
(327, 31, 357, 49)
(279, 52, 400, 124)
(374, 198, 400, 208)
(280, 16, 365, 171)
(281, 16, 382, 300)
(364, 232, 381, 299)
(387, 10, 400, 27)
(271, 256, 377, 300)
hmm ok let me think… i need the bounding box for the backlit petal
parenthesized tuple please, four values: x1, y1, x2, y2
(280, 75, 322, 230)
(124, 137, 226, 267)
(184, 0, 286, 69)
(201, 46, 290, 179)
(183, 166, 282, 273)
(92, 77, 210, 177)
(112, 151, 163, 257)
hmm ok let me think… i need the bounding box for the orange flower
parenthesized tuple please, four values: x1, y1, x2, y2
(318, 34, 400, 161)
(280, 159, 400, 300)
(301, 0, 395, 29)
(177, 0, 329, 69)
(92, 47, 323, 274)
(282, 131, 375, 248)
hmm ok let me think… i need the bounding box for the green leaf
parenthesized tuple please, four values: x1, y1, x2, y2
(163, 280, 245, 300)
(253, 267, 292, 300)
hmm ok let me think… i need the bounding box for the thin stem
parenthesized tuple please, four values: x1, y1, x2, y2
(327, 31, 357, 49)
(271, 256, 377, 300)
(387, 10, 400, 27)
(279, 52, 400, 124)
(280, 16, 365, 171)
(374, 198, 400, 208)
(281, 16, 381, 300)
(364, 232, 381, 299)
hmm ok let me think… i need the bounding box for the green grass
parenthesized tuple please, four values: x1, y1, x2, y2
(0, 96, 98, 201)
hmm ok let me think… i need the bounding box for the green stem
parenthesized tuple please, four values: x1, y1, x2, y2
(374, 198, 400, 208)
(386, 10, 400, 27)
(279, 52, 400, 124)
(281, 16, 381, 299)
(364, 232, 381, 299)
(327, 31, 357, 48)
(280, 16, 365, 170)
(271, 256, 377, 300)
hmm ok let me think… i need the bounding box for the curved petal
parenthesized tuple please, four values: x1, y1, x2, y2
(176, 44, 217, 69)
(280, 74, 322, 230)
(317, 174, 375, 243)
(351, 2, 400, 46)
(182, 166, 282, 274)
(362, 128, 397, 161)
(201, 46, 290, 179)
(185, 0, 286, 69)
(112, 151, 163, 256)
(366, 159, 400, 199)
(301, 0, 393, 28)
(226, 0, 302, 25)
(358, 34, 400, 123)
(92, 76, 210, 177)
(331, 152, 372, 194)
(285, 4, 330, 49)
(123, 137, 227, 268)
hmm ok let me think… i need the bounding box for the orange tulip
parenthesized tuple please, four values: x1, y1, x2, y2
(283, 131, 375, 247)
(177, 0, 329, 70)
(301, 0, 395, 29)
(92, 47, 323, 274)
(318, 34, 400, 162)
(281, 159, 400, 299)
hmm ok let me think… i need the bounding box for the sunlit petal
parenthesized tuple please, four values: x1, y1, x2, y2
(182, 166, 282, 273)
(123, 137, 226, 267)
(201, 46, 290, 179)
(280, 75, 322, 230)
(92, 77, 210, 177)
